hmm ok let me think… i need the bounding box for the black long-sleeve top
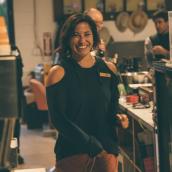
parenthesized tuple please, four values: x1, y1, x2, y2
(46, 58, 119, 160)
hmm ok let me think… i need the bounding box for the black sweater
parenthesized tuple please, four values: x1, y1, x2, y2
(46, 58, 119, 160)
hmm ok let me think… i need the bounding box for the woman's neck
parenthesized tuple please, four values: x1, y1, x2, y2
(74, 54, 96, 68)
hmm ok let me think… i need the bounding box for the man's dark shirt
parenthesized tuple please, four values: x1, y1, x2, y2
(150, 32, 169, 60)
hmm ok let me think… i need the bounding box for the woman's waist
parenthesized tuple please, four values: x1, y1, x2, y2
(55, 133, 118, 152)
(55, 140, 119, 161)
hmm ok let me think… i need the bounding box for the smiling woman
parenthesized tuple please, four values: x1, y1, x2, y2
(70, 22, 94, 61)
(46, 13, 129, 172)
(59, 13, 99, 59)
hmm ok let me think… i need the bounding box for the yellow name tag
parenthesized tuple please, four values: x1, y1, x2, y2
(99, 72, 111, 78)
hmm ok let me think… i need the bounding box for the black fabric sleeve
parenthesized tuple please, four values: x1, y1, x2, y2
(46, 80, 103, 157)
(99, 60, 120, 125)
(110, 73, 120, 125)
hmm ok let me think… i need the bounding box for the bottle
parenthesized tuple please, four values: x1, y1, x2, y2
(112, 53, 118, 64)
(97, 39, 105, 59)
(118, 77, 127, 103)
(98, 49, 105, 58)
(119, 87, 126, 103)
(9, 138, 18, 168)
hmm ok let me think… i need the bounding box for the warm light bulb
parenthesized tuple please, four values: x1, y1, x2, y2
(0, 0, 6, 4)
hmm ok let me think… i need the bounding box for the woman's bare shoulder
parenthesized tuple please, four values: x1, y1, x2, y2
(46, 65, 65, 87)
(104, 61, 117, 73)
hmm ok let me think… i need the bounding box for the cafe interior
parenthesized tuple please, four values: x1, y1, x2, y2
(0, 0, 172, 172)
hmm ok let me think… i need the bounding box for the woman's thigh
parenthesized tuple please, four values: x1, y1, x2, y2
(56, 154, 90, 172)
(93, 153, 118, 172)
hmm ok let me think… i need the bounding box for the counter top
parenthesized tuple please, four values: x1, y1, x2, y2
(119, 100, 154, 131)
(153, 61, 172, 72)
(129, 83, 152, 89)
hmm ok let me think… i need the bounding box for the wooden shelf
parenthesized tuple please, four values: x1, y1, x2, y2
(119, 101, 157, 172)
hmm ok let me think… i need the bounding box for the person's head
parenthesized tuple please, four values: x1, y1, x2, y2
(84, 8, 104, 31)
(153, 9, 169, 34)
(60, 13, 100, 60)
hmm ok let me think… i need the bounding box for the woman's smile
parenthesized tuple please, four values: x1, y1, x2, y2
(70, 22, 93, 60)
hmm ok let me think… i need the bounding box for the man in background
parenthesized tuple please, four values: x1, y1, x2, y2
(84, 8, 104, 32)
(84, 8, 108, 59)
(144, 9, 169, 69)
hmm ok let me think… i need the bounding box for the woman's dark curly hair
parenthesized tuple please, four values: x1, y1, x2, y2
(59, 13, 100, 58)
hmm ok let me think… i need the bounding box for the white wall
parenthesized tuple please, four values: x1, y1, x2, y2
(13, 0, 56, 82)
(105, 19, 156, 42)
(13, 0, 156, 81)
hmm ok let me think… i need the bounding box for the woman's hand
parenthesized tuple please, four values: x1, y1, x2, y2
(116, 114, 129, 129)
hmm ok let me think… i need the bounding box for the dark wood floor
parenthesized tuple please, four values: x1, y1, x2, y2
(15, 124, 56, 171)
